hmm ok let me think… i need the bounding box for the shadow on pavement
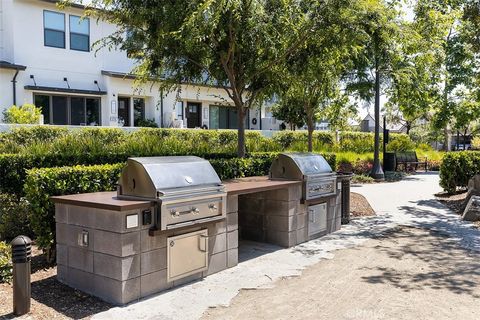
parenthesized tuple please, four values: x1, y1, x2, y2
(239, 240, 282, 263)
(360, 227, 480, 298)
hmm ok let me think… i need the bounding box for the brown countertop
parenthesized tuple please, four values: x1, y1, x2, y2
(223, 176, 301, 195)
(51, 192, 151, 211)
(51, 176, 301, 210)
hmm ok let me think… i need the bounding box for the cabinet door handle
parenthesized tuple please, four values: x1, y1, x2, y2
(199, 235, 208, 252)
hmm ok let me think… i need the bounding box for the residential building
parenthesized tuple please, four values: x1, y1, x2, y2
(0, 0, 265, 129)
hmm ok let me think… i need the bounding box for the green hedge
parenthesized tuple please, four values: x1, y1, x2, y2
(439, 151, 480, 193)
(0, 241, 12, 283)
(24, 163, 124, 251)
(0, 153, 130, 195)
(0, 194, 32, 241)
(0, 126, 415, 156)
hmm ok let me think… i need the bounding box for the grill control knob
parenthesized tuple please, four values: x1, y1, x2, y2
(191, 207, 200, 214)
(170, 209, 179, 217)
(208, 204, 218, 210)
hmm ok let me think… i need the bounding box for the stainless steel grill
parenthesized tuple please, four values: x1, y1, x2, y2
(269, 153, 336, 202)
(270, 153, 339, 237)
(117, 156, 226, 231)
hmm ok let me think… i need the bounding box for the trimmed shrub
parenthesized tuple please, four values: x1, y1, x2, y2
(0, 153, 129, 195)
(439, 151, 480, 193)
(272, 131, 335, 149)
(386, 134, 416, 152)
(0, 241, 12, 283)
(0, 194, 32, 241)
(2, 104, 42, 124)
(24, 163, 124, 253)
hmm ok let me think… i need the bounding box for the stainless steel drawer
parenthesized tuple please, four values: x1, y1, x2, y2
(308, 203, 327, 236)
(167, 229, 208, 282)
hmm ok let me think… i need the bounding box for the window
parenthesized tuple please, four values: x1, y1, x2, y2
(70, 15, 90, 51)
(133, 98, 145, 126)
(34, 95, 50, 124)
(70, 97, 85, 125)
(52, 96, 68, 125)
(209, 105, 246, 129)
(86, 99, 100, 125)
(44, 11, 65, 48)
(34, 94, 100, 125)
(175, 101, 184, 120)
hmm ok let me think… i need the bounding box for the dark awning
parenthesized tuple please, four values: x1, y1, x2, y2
(101, 70, 138, 80)
(0, 60, 27, 71)
(24, 85, 107, 95)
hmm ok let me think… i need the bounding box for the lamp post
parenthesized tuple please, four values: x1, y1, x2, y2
(370, 61, 385, 180)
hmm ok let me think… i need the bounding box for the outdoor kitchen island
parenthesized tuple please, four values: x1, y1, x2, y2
(51, 154, 343, 305)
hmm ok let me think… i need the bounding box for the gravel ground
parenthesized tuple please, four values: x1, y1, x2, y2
(202, 226, 480, 320)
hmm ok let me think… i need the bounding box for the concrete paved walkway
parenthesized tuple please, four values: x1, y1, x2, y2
(93, 173, 480, 320)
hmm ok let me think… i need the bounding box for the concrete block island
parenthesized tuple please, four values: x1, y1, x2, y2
(52, 154, 345, 305)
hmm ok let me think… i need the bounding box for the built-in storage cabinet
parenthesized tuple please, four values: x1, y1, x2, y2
(167, 229, 209, 282)
(307, 203, 327, 236)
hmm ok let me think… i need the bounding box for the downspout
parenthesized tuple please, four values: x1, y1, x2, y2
(259, 105, 262, 130)
(11, 70, 19, 105)
(160, 88, 164, 128)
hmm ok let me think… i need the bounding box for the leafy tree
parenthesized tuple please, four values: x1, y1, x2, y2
(345, 0, 404, 179)
(451, 97, 480, 146)
(323, 94, 359, 132)
(271, 97, 306, 130)
(384, 16, 441, 135)
(414, 0, 478, 150)
(79, 0, 310, 157)
(2, 104, 42, 124)
(274, 0, 363, 152)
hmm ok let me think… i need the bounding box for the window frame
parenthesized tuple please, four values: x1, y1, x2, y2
(33, 94, 101, 126)
(133, 98, 146, 126)
(69, 15, 90, 52)
(43, 10, 66, 49)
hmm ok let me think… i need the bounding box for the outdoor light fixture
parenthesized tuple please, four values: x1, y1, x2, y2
(63, 77, 70, 89)
(29, 75, 36, 86)
(94, 80, 101, 91)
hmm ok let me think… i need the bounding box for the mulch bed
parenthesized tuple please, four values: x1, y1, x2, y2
(0, 246, 111, 320)
(350, 192, 375, 217)
(435, 191, 480, 228)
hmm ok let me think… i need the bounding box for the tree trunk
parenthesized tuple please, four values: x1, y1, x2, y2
(443, 126, 451, 151)
(307, 126, 314, 152)
(406, 121, 411, 135)
(237, 106, 246, 158)
(370, 56, 384, 180)
(306, 106, 314, 152)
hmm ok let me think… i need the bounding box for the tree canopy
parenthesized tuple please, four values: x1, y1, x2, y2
(83, 0, 313, 157)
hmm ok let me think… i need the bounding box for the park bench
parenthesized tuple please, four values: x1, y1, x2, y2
(395, 151, 428, 172)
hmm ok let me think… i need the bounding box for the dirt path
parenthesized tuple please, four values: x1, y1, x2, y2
(202, 227, 480, 320)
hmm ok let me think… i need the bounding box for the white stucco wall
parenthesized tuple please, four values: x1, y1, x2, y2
(0, 0, 268, 129)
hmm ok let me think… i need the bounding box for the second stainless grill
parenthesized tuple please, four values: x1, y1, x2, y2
(117, 156, 226, 231)
(269, 153, 336, 201)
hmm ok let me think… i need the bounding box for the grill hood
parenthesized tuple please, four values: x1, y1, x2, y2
(269, 153, 333, 180)
(118, 156, 223, 199)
